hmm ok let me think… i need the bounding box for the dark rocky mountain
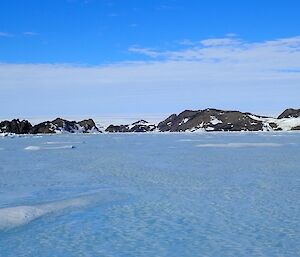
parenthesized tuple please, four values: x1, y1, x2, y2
(1, 108, 300, 134)
(31, 118, 100, 134)
(78, 119, 98, 132)
(130, 120, 157, 132)
(157, 108, 269, 132)
(105, 120, 156, 133)
(278, 108, 300, 119)
(30, 121, 57, 134)
(0, 119, 32, 134)
(105, 125, 130, 133)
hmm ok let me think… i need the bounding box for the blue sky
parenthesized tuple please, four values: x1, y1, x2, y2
(0, 0, 300, 120)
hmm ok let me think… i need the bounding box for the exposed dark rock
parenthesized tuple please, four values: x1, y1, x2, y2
(105, 120, 156, 133)
(30, 121, 57, 134)
(268, 122, 281, 131)
(105, 125, 130, 133)
(31, 118, 100, 134)
(278, 108, 300, 119)
(78, 119, 100, 133)
(1, 108, 300, 134)
(131, 120, 148, 125)
(158, 112, 195, 132)
(291, 126, 300, 130)
(158, 108, 265, 132)
(52, 118, 78, 133)
(130, 120, 156, 132)
(0, 119, 32, 134)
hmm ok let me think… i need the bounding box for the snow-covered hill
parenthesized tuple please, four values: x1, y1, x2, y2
(1, 108, 300, 134)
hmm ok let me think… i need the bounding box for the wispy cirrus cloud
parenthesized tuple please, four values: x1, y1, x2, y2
(0, 31, 39, 38)
(128, 35, 300, 69)
(23, 32, 39, 36)
(0, 32, 13, 37)
(199, 37, 242, 47)
(128, 46, 161, 58)
(130, 23, 138, 28)
(156, 3, 183, 11)
(225, 33, 238, 38)
(66, 0, 92, 4)
(1, 35, 300, 117)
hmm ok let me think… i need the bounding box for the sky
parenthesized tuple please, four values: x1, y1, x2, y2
(0, 0, 300, 121)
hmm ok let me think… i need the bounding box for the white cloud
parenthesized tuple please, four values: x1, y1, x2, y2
(0, 32, 13, 37)
(225, 33, 237, 38)
(1, 35, 300, 117)
(128, 46, 161, 58)
(128, 36, 300, 69)
(23, 32, 39, 36)
(200, 37, 242, 47)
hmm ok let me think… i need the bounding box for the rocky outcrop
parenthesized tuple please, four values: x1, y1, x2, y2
(158, 108, 265, 132)
(30, 121, 57, 134)
(31, 118, 100, 134)
(278, 108, 300, 119)
(78, 119, 99, 132)
(130, 120, 157, 132)
(0, 117, 100, 135)
(105, 125, 130, 133)
(1, 108, 300, 135)
(0, 119, 32, 134)
(105, 120, 156, 133)
(291, 126, 300, 130)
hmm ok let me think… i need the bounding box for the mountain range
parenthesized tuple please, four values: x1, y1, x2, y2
(1, 108, 300, 135)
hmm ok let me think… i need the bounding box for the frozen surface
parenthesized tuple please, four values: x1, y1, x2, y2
(0, 133, 300, 256)
(249, 115, 300, 131)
